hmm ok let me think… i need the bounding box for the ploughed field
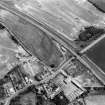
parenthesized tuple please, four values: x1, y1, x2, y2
(86, 37, 105, 73)
(88, 0, 105, 13)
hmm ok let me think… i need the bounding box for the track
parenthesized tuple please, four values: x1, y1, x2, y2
(0, 1, 105, 85)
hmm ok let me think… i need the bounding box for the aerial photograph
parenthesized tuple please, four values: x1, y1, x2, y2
(0, 0, 105, 105)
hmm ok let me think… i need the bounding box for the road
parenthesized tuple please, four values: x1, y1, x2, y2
(0, 1, 105, 86)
